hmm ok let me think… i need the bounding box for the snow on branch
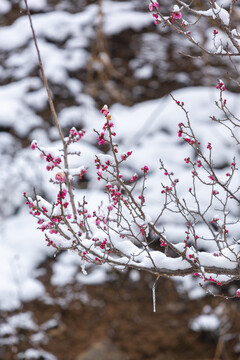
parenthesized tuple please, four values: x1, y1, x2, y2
(149, 0, 240, 56)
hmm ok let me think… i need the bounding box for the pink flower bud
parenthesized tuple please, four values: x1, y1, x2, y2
(100, 105, 109, 117)
(30, 140, 37, 150)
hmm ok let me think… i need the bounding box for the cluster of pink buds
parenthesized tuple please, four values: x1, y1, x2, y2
(99, 105, 116, 146)
(211, 216, 219, 224)
(213, 29, 218, 35)
(148, 1, 160, 24)
(184, 137, 200, 146)
(56, 188, 67, 206)
(98, 132, 105, 146)
(79, 167, 87, 180)
(141, 165, 149, 173)
(95, 216, 108, 230)
(171, 178, 179, 187)
(67, 127, 86, 144)
(40, 224, 47, 232)
(161, 184, 172, 194)
(121, 151, 132, 161)
(212, 190, 219, 195)
(236, 289, 240, 297)
(185, 222, 191, 242)
(177, 124, 183, 137)
(105, 184, 122, 205)
(95, 158, 110, 171)
(188, 254, 197, 263)
(94, 158, 113, 181)
(25, 198, 34, 209)
(100, 238, 107, 250)
(97, 171, 103, 181)
(45, 238, 56, 248)
(31, 208, 40, 217)
(204, 276, 222, 286)
(139, 224, 147, 236)
(160, 240, 167, 247)
(49, 229, 58, 234)
(42, 153, 62, 171)
(176, 101, 184, 106)
(130, 173, 138, 183)
(51, 214, 62, 222)
(216, 79, 225, 91)
(153, 13, 159, 23)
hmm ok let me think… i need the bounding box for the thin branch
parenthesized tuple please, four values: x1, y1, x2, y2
(23, 0, 77, 217)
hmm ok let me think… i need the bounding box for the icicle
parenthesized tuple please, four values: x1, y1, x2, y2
(152, 281, 156, 313)
(152, 275, 160, 313)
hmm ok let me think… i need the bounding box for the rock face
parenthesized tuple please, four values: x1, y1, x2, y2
(75, 338, 128, 360)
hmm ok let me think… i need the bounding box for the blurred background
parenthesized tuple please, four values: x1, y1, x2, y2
(0, 0, 240, 359)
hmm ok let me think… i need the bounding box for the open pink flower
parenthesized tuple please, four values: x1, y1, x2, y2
(149, 2, 158, 11)
(172, 11, 182, 19)
(55, 172, 65, 182)
(172, 5, 182, 19)
(149, 3, 154, 11)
